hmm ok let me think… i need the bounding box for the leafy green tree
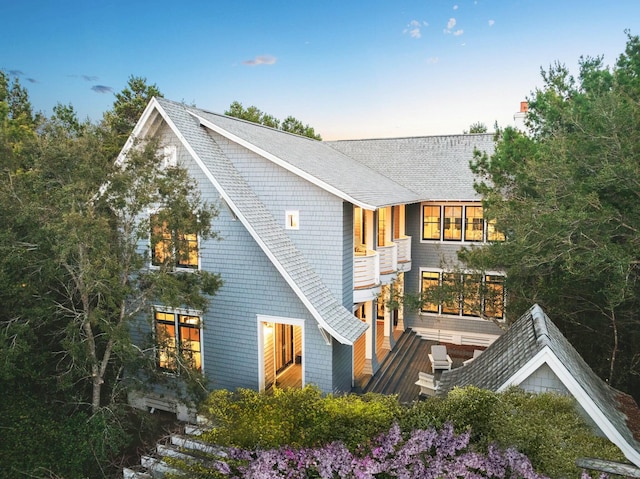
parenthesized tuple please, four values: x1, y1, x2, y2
(464, 121, 488, 134)
(225, 101, 322, 140)
(462, 33, 640, 399)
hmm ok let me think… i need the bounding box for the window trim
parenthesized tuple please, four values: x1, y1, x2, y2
(149, 209, 201, 271)
(154, 306, 204, 373)
(420, 202, 504, 244)
(419, 268, 505, 321)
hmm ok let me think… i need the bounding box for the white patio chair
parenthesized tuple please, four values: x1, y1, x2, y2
(463, 349, 483, 366)
(428, 344, 453, 373)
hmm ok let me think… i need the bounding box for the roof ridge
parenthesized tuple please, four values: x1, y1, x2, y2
(530, 303, 551, 346)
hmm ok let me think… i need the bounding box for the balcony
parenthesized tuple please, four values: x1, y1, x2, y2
(354, 249, 381, 303)
(393, 235, 412, 272)
(378, 243, 398, 284)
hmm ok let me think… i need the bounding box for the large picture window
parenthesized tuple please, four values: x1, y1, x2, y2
(151, 214, 199, 269)
(421, 202, 504, 243)
(155, 310, 202, 371)
(420, 270, 505, 320)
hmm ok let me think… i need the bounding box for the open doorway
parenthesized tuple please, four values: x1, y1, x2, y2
(259, 317, 303, 390)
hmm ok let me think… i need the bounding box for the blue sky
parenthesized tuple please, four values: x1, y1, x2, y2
(3, 1, 640, 140)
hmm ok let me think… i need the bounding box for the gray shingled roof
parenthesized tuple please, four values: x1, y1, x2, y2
(174, 103, 425, 209)
(327, 135, 495, 201)
(155, 98, 367, 344)
(438, 304, 640, 460)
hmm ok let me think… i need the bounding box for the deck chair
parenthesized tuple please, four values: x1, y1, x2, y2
(428, 344, 453, 373)
(463, 349, 483, 366)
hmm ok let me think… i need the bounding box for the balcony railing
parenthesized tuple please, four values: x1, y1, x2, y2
(354, 250, 380, 289)
(378, 243, 398, 275)
(394, 235, 412, 263)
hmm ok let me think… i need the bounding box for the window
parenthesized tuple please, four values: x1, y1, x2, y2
(155, 310, 202, 371)
(422, 205, 441, 240)
(443, 206, 463, 241)
(420, 271, 440, 313)
(465, 206, 484, 242)
(420, 270, 505, 320)
(483, 275, 505, 319)
(422, 203, 504, 243)
(285, 210, 299, 230)
(487, 219, 505, 242)
(151, 214, 199, 269)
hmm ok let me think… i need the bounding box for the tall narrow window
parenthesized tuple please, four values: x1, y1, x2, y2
(420, 271, 440, 313)
(484, 275, 505, 319)
(378, 207, 389, 246)
(151, 214, 199, 269)
(155, 310, 202, 371)
(422, 205, 441, 240)
(462, 274, 481, 317)
(441, 272, 460, 314)
(487, 219, 505, 242)
(465, 206, 484, 242)
(443, 206, 463, 241)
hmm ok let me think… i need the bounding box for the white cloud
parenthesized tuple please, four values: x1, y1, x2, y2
(447, 18, 456, 29)
(453, 5, 459, 10)
(242, 55, 277, 66)
(403, 20, 428, 39)
(426, 56, 439, 64)
(453, 29, 464, 36)
(488, 19, 495, 27)
(444, 18, 463, 35)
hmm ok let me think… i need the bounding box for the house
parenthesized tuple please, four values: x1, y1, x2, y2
(436, 304, 640, 468)
(123, 97, 506, 414)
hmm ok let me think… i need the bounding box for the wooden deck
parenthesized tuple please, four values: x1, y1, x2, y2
(273, 328, 481, 403)
(362, 331, 482, 403)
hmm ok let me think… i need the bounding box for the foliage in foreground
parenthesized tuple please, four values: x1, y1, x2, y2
(167, 422, 546, 479)
(462, 32, 640, 399)
(199, 386, 402, 450)
(195, 386, 623, 479)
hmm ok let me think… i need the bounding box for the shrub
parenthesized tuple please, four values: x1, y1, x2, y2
(401, 386, 625, 478)
(199, 386, 401, 450)
(168, 423, 547, 479)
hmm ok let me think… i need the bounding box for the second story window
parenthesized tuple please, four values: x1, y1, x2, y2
(151, 213, 199, 269)
(422, 202, 504, 243)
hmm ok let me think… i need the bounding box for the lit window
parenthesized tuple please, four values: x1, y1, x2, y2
(487, 219, 505, 242)
(465, 206, 484, 242)
(443, 206, 463, 241)
(285, 210, 299, 230)
(420, 271, 440, 313)
(484, 275, 505, 319)
(151, 214, 199, 269)
(422, 205, 441, 240)
(420, 271, 505, 320)
(155, 310, 202, 371)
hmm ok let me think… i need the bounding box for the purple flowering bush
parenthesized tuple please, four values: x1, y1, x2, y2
(171, 423, 547, 479)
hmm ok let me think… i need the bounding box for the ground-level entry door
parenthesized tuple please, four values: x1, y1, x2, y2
(260, 318, 303, 390)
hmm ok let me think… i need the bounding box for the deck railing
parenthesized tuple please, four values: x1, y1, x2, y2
(378, 243, 398, 274)
(394, 235, 412, 263)
(354, 250, 380, 289)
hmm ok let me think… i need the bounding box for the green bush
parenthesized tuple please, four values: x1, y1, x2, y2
(0, 392, 130, 479)
(199, 385, 400, 450)
(400, 386, 625, 478)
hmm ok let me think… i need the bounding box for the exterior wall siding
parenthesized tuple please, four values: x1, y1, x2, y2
(144, 125, 341, 393)
(403, 202, 504, 339)
(212, 132, 347, 302)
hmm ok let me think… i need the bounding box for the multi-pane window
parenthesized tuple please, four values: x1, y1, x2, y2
(422, 205, 441, 240)
(443, 206, 463, 241)
(155, 310, 202, 371)
(151, 214, 199, 269)
(465, 206, 484, 242)
(422, 203, 504, 243)
(420, 271, 505, 320)
(420, 271, 440, 313)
